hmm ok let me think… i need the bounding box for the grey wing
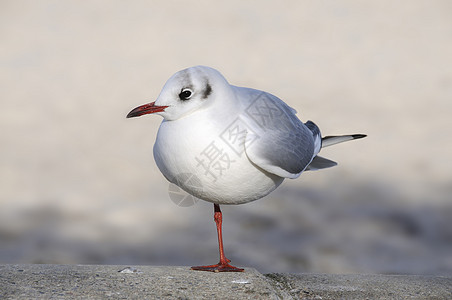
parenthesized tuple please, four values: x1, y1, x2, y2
(241, 90, 320, 179)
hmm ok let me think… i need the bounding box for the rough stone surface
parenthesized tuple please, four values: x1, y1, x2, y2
(0, 264, 279, 299)
(266, 273, 452, 299)
(1, 264, 451, 299)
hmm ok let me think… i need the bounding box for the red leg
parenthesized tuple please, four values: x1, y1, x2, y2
(191, 204, 244, 272)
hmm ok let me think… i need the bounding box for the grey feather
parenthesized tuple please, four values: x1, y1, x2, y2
(305, 156, 338, 171)
(240, 88, 317, 178)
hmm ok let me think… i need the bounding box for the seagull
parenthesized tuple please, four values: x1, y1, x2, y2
(127, 66, 366, 272)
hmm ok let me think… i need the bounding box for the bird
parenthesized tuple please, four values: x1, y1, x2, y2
(127, 66, 366, 272)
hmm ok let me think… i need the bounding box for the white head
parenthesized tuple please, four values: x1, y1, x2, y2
(127, 66, 229, 121)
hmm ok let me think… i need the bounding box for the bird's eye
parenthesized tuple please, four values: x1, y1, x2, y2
(179, 89, 193, 101)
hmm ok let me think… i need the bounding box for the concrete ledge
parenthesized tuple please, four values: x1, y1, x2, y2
(0, 264, 279, 299)
(0, 264, 451, 299)
(265, 273, 452, 299)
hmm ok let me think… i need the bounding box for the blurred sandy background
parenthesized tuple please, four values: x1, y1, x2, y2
(1, 0, 451, 274)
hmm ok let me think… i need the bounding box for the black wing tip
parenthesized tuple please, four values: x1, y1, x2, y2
(352, 134, 367, 140)
(322, 134, 367, 140)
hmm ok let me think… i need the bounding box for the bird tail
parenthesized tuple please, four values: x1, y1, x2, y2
(305, 132, 367, 171)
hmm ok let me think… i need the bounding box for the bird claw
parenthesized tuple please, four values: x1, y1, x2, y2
(191, 262, 244, 272)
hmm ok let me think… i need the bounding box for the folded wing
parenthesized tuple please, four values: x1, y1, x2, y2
(240, 89, 320, 179)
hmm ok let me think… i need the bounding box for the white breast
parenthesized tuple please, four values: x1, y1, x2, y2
(153, 109, 284, 205)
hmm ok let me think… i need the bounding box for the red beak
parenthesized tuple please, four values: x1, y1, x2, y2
(126, 101, 168, 118)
